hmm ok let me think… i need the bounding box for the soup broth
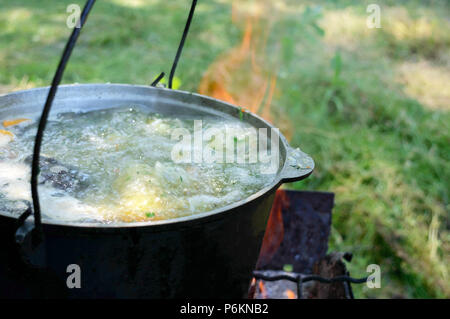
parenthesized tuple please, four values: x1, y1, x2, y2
(0, 106, 276, 223)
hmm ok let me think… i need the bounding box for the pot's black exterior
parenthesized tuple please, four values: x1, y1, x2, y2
(0, 84, 314, 298)
(0, 191, 276, 298)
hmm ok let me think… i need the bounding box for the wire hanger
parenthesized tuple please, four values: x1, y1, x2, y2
(16, 0, 198, 246)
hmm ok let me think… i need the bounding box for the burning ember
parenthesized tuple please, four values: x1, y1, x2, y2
(258, 281, 268, 299)
(285, 289, 296, 299)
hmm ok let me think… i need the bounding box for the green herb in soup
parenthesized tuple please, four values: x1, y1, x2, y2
(0, 106, 276, 223)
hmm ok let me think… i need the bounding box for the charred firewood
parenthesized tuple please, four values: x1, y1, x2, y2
(305, 252, 352, 299)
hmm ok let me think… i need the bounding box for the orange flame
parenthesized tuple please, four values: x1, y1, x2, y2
(257, 190, 289, 268)
(285, 289, 296, 299)
(247, 277, 257, 298)
(258, 280, 267, 299)
(198, 1, 277, 122)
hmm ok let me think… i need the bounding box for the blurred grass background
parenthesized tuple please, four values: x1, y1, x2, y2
(0, 0, 448, 298)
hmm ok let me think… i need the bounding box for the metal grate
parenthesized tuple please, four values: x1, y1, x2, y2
(252, 191, 369, 299)
(252, 270, 368, 299)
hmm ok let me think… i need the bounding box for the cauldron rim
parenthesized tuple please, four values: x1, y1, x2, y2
(0, 84, 314, 229)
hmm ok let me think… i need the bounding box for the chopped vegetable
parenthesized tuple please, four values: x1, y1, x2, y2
(283, 264, 293, 272)
(0, 129, 14, 138)
(3, 118, 30, 127)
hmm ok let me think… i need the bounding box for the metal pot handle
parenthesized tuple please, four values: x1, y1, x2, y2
(14, 0, 97, 266)
(280, 147, 315, 183)
(14, 0, 198, 263)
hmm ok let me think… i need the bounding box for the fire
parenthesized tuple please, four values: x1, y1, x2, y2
(200, 0, 294, 268)
(198, 0, 279, 124)
(285, 289, 296, 299)
(257, 190, 289, 268)
(258, 280, 267, 299)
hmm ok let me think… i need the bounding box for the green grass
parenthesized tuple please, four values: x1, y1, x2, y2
(1, 0, 448, 298)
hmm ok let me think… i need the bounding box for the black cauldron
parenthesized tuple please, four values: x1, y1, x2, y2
(0, 84, 313, 298)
